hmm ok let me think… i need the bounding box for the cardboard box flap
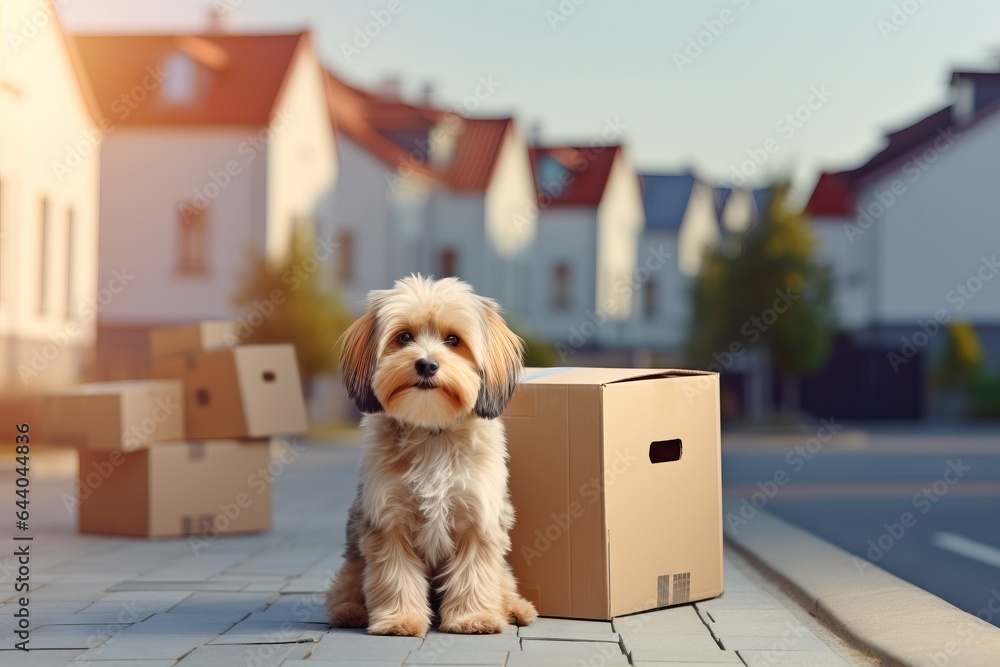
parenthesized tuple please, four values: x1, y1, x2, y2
(520, 368, 713, 386)
(55, 380, 181, 396)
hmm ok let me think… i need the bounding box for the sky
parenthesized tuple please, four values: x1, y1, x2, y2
(59, 0, 1000, 197)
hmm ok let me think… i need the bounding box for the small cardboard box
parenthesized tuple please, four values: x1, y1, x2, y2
(77, 439, 272, 537)
(152, 344, 307, 439)
(502, 368, 723, 620)
(45, 380, 184, 451)
(150, 321, 236, 359)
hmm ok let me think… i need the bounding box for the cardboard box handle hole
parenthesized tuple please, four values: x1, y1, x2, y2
(262, 371, 276, 382)
(649, 439, 682, 464)
(195, 388, 211, 405)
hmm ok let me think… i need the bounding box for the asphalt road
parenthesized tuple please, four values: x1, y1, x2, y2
(722, 428, 1000, 627)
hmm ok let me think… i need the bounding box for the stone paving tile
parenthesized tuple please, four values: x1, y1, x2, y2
(707, 617, 814, 640)
(632, 661, 743, 667)
(283, 661, 404, 667)
(0, 649, 86, 666)
(77, 591, 192, 616)
(75, 634, 212, 661)
(24, 623, 115, 650)
(698, 608, 798, 624)
(24, 601, 93, 614)
(404, 649, 509, 665)
(176, 642, 306, 666)
(506, 649, 629, 666)
(738, 649, 851, 667)
(110, 581, 246, 592)
(119, 612, 239, 636)
(622, 634, 721, 651)
(520, 638, 624, 656)
(614, 606, 711, 636)
(83, 661, 176, 667)
(694, 591, 785, 611)
(628, 647, 742, 663)
(421, 625, 520, 650)
(207, 618, 325, 645)
(518, 617, 618, 642)
(35, 611, 157, 626)
(243, 581, 289, 592)
(716, 634, 831, 651)
(279, 577, 330, 594)
(166, 591, 274, 616)
(255, 593, 327, 622)
(310, 630, 419, 661)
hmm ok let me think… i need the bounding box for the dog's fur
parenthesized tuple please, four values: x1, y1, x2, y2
(326, 275, 537, 637)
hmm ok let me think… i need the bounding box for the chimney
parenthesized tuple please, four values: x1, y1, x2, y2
(420, 81, 434, 106)
(206, 6, 229, 33)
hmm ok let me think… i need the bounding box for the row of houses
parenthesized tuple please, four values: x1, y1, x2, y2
(1, 4, 766, 394)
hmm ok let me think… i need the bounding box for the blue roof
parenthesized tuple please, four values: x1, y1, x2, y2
(640, 173, 696, 231)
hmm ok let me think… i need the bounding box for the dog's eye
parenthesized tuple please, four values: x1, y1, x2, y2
(445, 334, 460, 346)
(397, 331, 413, 344)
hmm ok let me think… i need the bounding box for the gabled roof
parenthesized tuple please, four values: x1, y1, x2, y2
(324, 70, 512, 193)
(71, 32, 308, 125)
(528, 145, 621, 208)
(639, 173, 697, 231)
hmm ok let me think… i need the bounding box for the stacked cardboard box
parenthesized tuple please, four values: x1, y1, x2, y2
(46, 321, 308, 538)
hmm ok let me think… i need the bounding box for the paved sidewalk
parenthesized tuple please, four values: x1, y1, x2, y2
(1, 442, 870, 666)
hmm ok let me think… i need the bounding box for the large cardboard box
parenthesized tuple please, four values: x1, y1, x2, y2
(152, 344, 307, 439)
(77, 439, 272, 537)
(150, 321, 236, 359)
(502, 368, 723, 620)
(45, 380, 184, 451)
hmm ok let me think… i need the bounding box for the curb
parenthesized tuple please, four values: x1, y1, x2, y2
(722, 497, 1000, 667)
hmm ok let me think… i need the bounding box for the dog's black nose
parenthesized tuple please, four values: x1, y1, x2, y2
(415, 358, 439, 378)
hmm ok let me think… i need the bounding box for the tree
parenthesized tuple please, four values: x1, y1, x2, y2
(689, 184, 835, 413)
(233, 232, 354, 395)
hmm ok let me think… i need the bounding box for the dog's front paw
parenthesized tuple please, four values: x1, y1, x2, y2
(506, 596, 537, 626)
(327, 602, 368, 628)
(440, 613, 506, 635)
(368, 613, 429, 637)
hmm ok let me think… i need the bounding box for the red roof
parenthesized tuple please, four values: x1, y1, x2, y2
(71, 32, 308, 126)
(806, 106, 954, 218)
(324, 70, 512, 193)
(528, 145, 622, 207)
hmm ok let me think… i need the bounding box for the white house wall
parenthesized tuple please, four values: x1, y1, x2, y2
(594, 150, 644, 336)
(858, 117, 1000, 325)
(812, 216, 870, 330)
(0, 1, 100, 389)
(677, 181, 721, 278)
(266, 43, 338, 263)
(97, 128, 264, 324)
(530, 207, 598, 342)
(426, 192, 486, 289)
(483, 126, 538, 316)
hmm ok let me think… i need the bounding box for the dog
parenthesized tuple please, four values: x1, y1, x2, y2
(326, 275, 537, 637)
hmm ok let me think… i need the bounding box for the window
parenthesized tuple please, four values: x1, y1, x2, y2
(440, 248, 457, 278)
(66, 208, 75, 318)
(643, 278, 657, 320)
(39, 198, 49, 314)
(178, 203, 208, 276)
(337, 231, 354, 285)
(161, 52, 197, 104)
(553, 262, 570, 311)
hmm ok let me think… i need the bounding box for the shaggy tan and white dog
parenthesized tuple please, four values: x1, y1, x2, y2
(326, 275, 537, 637)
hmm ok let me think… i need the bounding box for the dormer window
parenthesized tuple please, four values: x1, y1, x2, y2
(539, 156, 567, 197)
(161, 52, 197, 105)
(429, 117, 461, 168)
(952, 79, 975, 125)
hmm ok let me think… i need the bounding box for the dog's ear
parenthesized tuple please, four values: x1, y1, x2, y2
(340, 309, 383, 414)
(475, 299, 525, 419)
